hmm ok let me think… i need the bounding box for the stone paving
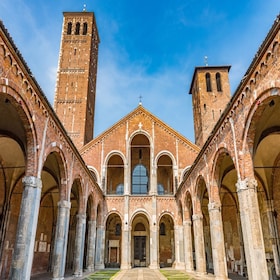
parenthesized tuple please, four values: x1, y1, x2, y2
(30, 268, 248, 280)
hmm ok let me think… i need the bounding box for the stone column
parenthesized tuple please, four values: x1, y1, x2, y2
(149, 222, 158, 269)
(121, 195, 131, 269)
(183, 220, 194, 272)
(52, 200, 71, 280)
(86, 219, 97, 272)
(73, 214, 86, 277)
(95, 225, 105, 269)
(236, 178, 268, 280)
(10, 176, 42, 280)
(149, 197, 158, 269)
(208, 201, 227, 280)
(192, 213, 206, 274)
(121, 221, 131, 269)
(264, 200, 280, 277)
(173, 225, 185, 269)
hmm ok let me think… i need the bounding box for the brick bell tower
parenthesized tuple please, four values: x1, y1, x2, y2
(54, 10, 100, 149)
(189, 65, 231, 147)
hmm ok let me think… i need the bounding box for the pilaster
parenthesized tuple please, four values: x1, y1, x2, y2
(236, 178, 268, 280)
(10, 176, 42, 280)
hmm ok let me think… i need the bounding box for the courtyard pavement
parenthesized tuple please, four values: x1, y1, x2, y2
(30, 268, 248, 280)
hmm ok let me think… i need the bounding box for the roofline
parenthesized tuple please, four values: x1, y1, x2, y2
(188, 65, 231, 95)
(81, 105, 200, 153)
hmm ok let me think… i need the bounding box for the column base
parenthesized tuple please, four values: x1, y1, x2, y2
(121, 263, 131, 269)
(95, 264, 105, 270)
(173, 261, 185, 270)
(149, 263, 159, 269)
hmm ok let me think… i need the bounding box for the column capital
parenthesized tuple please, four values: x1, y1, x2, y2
(58, 200, 71, 209)
(192, 213, 203, 221)
(22, 176, 42, 189)
(236, 177, 257, 192)
(183, 220, 192, 226)
(76, 213, 86, 220)
(208, 201, 221, 212)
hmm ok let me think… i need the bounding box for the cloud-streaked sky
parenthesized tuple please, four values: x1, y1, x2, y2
(0, 1, 279, 142)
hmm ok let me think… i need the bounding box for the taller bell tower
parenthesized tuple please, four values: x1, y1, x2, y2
(189, 66, 231, 147)
(54, 11, 99, 149)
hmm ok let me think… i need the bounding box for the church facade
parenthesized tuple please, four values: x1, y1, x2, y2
(0, 9, 280, 280)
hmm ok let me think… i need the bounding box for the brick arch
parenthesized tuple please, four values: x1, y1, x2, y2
(104, 150, 126, 166)
(42, 145, 68, 201)
(128, 130, 152, 145)
(154, 150, 176, 166)
(158, 211, 175, 225)
(105, 210, 124, 225)
(130, 209, 151, 227)
(183, 191, 193, 220)
(242, 87, 280, 179)
(96, 202, 103, 226)
(209, 146, 235, 203)
(71, 176, 86, 213)
(87, 166, 100, 185)
(0, 81, 38, 176)
(85, 191, 95, 220)
(193, 175, 208, 214)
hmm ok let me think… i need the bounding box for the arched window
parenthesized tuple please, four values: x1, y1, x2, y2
(157, 155, 173, 195)
(131, 134, 150, 195)
(75, 22, 80, 35)
(205, 72, 212, 92)
(83, 22, 88, 35)
(132, 164, 148, 194)
(216, 72, 222, 92)
(107, 155, 124, 195)
(67, 22, 72, 35)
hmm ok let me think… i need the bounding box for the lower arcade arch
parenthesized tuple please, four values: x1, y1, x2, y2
(158, 214, 174, 267)
(131, 213, 150, 267)
(104, 213, 122, 268)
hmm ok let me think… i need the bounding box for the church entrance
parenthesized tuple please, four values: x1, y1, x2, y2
(134, 236, 146, 267)
(131, 213, 150, 267)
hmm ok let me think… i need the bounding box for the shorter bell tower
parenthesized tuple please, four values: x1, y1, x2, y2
(189, 66, 231, 147)
(54, 11, 100, 149)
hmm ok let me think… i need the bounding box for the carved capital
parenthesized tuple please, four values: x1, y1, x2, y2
(58, 200, 71, 209)
(236, 177, 257, 192)
(208, 201, 221, 212)
(22, 176, 42, 189)
(192, 213, 203, 221)
(183, 220, 192, 227)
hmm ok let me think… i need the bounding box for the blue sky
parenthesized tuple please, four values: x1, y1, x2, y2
(0, 1, 279, 142)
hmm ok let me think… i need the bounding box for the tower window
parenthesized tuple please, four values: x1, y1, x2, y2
(205, 73, 212, 92)
(75, 22, 80, 35)
(83, 22, 88, 35)
(67, 22, 72, 35)
(216, 72, 222, 92)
